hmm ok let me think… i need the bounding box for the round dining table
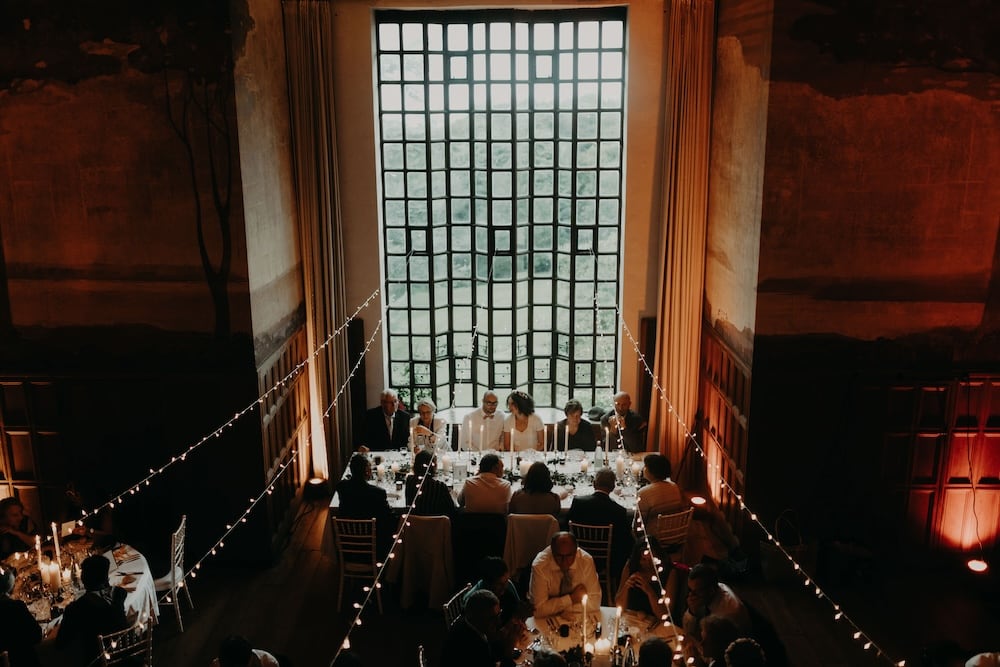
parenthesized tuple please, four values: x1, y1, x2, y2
(2, 537, 159, 666)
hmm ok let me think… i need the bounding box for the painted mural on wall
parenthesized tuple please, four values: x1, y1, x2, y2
(0, 0, 252, 351)
(753, 0, 1000, 360)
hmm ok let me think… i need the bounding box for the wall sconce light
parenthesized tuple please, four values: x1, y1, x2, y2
(690, 496, 707, 507)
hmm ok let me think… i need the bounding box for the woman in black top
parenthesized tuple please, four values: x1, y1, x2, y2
(614, 535, 670, 619)
(555, 399, 597, 451)
(404, 450, 457, 517)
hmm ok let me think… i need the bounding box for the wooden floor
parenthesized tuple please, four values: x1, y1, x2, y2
(153, 499, 1000, 666)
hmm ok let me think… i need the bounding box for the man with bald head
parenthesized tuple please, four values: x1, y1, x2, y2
(462, 390, 505, 451)
(528, 532, 602, 618)
(600, 391, 647, 453)
(566, 467, 634, 575)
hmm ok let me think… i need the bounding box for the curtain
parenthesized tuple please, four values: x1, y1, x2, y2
(282, 0, 351, 480)
(648, 0, 716, 488)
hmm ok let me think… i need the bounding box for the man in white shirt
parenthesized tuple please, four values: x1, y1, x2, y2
(458, 454, 512, 514)
(636, 454, 684, 524)
(528, 532, 602, 618)
(462, 390, 505, 451)
(682, 564, 750, 665)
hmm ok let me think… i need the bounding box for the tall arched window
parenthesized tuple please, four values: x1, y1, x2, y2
(375, 8, 627, 410)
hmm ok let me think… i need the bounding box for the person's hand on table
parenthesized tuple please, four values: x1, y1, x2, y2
(569, 584, 588, 604)
(626, 572, 654, 596)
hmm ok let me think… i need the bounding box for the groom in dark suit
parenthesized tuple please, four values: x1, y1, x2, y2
(566, 468, 634, 576)
(357, 388, 410, 451)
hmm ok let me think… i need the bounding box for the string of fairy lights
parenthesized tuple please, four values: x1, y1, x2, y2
(329, 455, 436, 664)
(615, 307, 906, 666)
(51, 242, 930, 665)
(74, 290, 380, 522)
(156, 450, 300, 605)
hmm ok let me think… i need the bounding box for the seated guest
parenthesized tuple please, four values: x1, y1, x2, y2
(528, 532, 601, 618)
(725, 638, 767, 667)
(64, 482, 116, 549)
(54, 555, 129, 665)
(556, 399, 597, 451)
(636, 454, 683, 525)
(701, 615, 742, 667)
(441, 589, 517, 667)
(404, 450, 457, 517)
(504, 391, 545, 452)
(683, 564, 751, 665)
(462, 390, 505, 451)
(357, 389, 410, 452)
(0, 498, 38, 559)
(533, 649, 569, 667)
(509, 462, 561, 517)
(600, 391, 647, 453)
(211, 635, 280, 667)
(0, 566, 42, 667)
(409, 398, 447, 452)
(464, 556, 531, 625)
(638, 636, 672, 667)
(566, 468, 634, 575)
(614, 536, 671, 621)
(337, 454, 394, 555)
(458, 454, 512, 514)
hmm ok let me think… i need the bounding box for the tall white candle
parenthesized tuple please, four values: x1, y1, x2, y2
(35, 535, 42, 571)
(564, 424, 569, 453)
(542, 425, 547, 452)
(582, 593, 588, 644)
(614, 605, 622, 644)
(479, 424, 484, 453)
(604, 427, 610, 449)
(51, 522, 61, 566)
(410, 426, 415, 451)
(510, 443, 515, 471)
(616, 456, 625, 478)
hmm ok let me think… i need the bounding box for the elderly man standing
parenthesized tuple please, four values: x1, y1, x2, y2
(462, 390, 505, 451)
(458, 454, 511, 514)
(529, 532, 602, 618)
(356, 388, 410, 452)
(600, 391, 647, 453)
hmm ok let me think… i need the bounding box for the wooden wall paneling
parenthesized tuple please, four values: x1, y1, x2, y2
(904, 489, 935, 547)
(987, 380, 1000, 429)
(28, 382, 60, 429)
(6, 431, 35, 479)
(979, 432, 1000, 484)
(0, 382, 29, 426)
(911, 433, 942, 485)
(954, 381, 984, 429)
(917, 385, 948, 431)
(34, 432, 69, 485)
(944, 432, 977, 484)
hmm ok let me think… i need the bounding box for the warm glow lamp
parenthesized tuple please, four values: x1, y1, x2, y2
(967, 558, 989, 573)
(690, 496, 707, 507)
(304, 476, 330, 501)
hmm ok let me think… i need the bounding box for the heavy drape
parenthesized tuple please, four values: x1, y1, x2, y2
(648, 0, 716, 487)
(282, 1, 351, 479)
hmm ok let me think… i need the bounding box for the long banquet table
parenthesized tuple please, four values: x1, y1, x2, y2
(328, 448, 647, 515)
